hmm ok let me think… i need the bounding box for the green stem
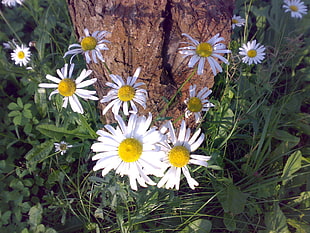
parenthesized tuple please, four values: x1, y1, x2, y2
(0, 10, 22, 45)
(103, 61, 112, 74)
(158, 69, 197, 118)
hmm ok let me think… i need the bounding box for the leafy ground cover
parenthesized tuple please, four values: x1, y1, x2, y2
(0, 0, 309, 232)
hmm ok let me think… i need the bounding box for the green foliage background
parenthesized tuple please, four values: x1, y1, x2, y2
(0, 0, 310, 232)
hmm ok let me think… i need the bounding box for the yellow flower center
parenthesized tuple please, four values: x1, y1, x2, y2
(196, 42, 213, 57)
(118, 85, 135, 102)
(59, 143, 67, 151)
(81, 36, 97, 51)
(118, 138, 143, 162)
(187, 97, 203, 112)
(247, 49, 257, 58)
(168, 146, 190, 168)
(232, 19, 238, 24)
(289, 5, 298, 12)
(17, 51, 25, 59)
(58, 78, 76, 97)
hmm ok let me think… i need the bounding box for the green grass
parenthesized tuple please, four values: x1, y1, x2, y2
(1, 0, 310, 232)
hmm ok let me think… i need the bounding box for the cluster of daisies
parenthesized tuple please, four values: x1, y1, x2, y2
(37, 27, 218, 191)
(231, 0, 308, 64)
(2, 0, 308, 191)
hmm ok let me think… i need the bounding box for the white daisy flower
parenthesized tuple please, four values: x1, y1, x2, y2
(91, 113, 165, 191)
(158, 120, 210, 190)
(178, 33, 231, 76)
(11, 44, 31, 67)
(184, 84, 215, 123)
(64, 28, 110, 63)
(2, 0, 24, 7)
(232, 15, 246, 29)
(54, 141, 73, 155)
(283, 0, 308, 19)
(239, 40, 266, 65)
(101, 67, 147, 116)
(39, 63, 98, 114)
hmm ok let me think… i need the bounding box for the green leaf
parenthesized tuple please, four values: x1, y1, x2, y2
(8, 102, 20, 110)
(25, 140, 54, 169)
(223, 213, 236, 232)
(271, 141, 300, 157)
(34, 88, 48, 118)
(17, 97, 23, 108)
(281, 150, 302, 185)
(216, 183, 249, 214)
(21, 229, 29, 233)
(273, 129, 300, 143)
(292, 191, 310, 208)
(28, 203, 43, 227)
(9, 178, 24, 190)
(180, 219, 212, 233)
(8, 110, 21, 117)
(287, 218, 310, 233)
(94, 208, 104, 220)
(24, 103, 32, 109)
(13, 115, 22, 125)
(23, 179, 34, 187)
(36, 124, 92, 140)
(34, 224, 45, 233)
(79, 115, 99, 139)
(265, 204, 289, 233)
(24, 123, 33, 135)
(45, 228, 57, 233)
(23, 109, 32, 119)
(1, 210, 12, 225)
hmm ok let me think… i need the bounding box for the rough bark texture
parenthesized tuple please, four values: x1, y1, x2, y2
(67, 0, 234, 126)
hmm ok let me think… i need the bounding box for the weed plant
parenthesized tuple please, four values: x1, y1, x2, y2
(0, 0, 309, 232)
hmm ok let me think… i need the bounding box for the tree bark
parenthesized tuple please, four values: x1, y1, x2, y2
(67, 0, 234, 126)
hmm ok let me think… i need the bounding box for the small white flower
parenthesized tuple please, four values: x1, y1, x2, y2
(2, 0, 24, 7)
(39, 63, 98, 114)
(64, 28, 110, 64)
(158, 120, 210, 190)
(91, 113, 165, 191)
(283, 0, 308, 19)
(54, 141, 73, 155)
(178, 33, 231, 76)
(239, 40, 266, 65)
(101, 67, 147, 116)
(11, 44, 31, 67)
(232, 15, 245, 29)
(184, 84, 215, 123)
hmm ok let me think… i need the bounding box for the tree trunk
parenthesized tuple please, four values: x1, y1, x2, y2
(67, 0, 234, 126)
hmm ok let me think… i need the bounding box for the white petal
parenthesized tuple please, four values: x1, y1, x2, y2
(197, 57, 205, 75)
(69, 95, 84, 114)
(39, 83, 58, 88)
(75, 69, 93, 84)
(62, 96, 68, 108)
(190, 133, 205, 152)
(178, 120, 187, 142)
(182, 166, 198, 189)
(188, 55, 200, 68)
(46, 75, 61, 83)
(76, 78, 97, 88)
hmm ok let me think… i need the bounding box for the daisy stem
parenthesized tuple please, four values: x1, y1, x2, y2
(102, 61, 112, 74)
(243, 0, 254, 43)
(0, 10, 23, 45)
(158, 69, 196, 118)
(173, 113, 186, 124)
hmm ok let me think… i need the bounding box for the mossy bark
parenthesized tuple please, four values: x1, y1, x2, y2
(67, 0, 234, 126)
